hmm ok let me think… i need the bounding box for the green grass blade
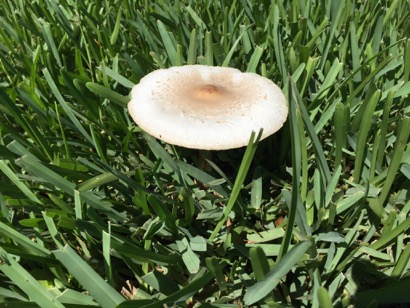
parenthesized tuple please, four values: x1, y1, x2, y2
(0, 160, 41, 204)
(325, 165, 342, 208)
(0, 88, 52, 160)
(298, 107, 309, 201)
(40, 22, 62, 68)
(113, 242, 179, 264)
(187, 28, 198, 65)
(86, 82, 129, 107)
(244, 240, 312, 306)
(369, 218, 410, 250)
(208, 130, 262, 241)
(141, 270, 180, 295)
(376, 91, 394, 168)
(347, 55, 393, 105)
(43, 68, 93, 144)
(0, 247, 64, 308)
(53, 245, 125, 308)
(146, 136, 179, 173)
(102, 226, 113, 286)
(138, 271, 214, 308)
(205, 31, 214, 66)
(0, 221, 49, 256)
(379, 117, 410, 204)
(157, 20, 177, 66)
(391, 243, 410, 278)
(295, 84, 332, 184)
(352, 90, 381, 182)
(205, 257, 227, 291)
(318, 0, 345, 70)
(404, 38, 410, 83)
(177, 160, 228, 197)
(97, 65, 134, 88)
(147, 194, 178, 235)
(333, 102, 348, 167)
(180, 240, 200, 274)
(16, 155, 124, 220)
(109, 6, 122, 45)
(270, 5, 287, 79)
(279, 78, 303, 257)
(349, 22, 361, 83)
(42, 212, 64, 249)
(249, 246, 271, 282)
(222, 25, 252, 67)
(246, 46, 264, 73)
(315, 59, 343, 100)
(317, 287, 334, 308)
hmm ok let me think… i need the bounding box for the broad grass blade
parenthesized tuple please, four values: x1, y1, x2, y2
(208, 130, 262, 241)
(244, 240, 312, 306)
(0, 247, 64, 307)
(53, 245, 125, 308)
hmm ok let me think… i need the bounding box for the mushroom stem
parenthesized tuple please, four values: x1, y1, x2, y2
(198, 150, 213, 172)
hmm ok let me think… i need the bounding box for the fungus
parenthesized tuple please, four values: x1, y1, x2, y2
(128, 65, 288, 150)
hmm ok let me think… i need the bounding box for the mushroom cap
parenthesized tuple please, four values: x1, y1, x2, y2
(128, 65, 288, 150)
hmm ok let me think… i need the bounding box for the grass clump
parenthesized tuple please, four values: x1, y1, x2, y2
(0, 0, 409, 307)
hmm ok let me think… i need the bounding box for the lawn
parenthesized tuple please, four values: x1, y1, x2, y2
(0, 0, 409, 307)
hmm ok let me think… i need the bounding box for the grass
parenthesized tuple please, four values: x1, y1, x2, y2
(0, 0, 409, 307)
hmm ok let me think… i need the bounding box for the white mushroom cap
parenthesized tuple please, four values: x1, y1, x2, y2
(128, 65, 288, 150)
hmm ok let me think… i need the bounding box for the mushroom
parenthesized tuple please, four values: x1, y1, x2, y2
(128, 65, 288, 151)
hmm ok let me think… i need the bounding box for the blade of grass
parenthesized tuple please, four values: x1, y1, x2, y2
(350, 22, 361, 83)
(16, 155, 125, 221)
(352, 90, 381, 182)
(404, 38, 410, 83)
(97, 65, 134, 89)
(43, 68, 93, 144)
(109, 6, 122, 45)
(0, 160, 41, 204)
(141, 270, 180, 295)
(187, 28, 198, 65)
(53, 245, 125, 308)
(102, 224, 113, 286)
(147, 194, 178, 235)
(297, 107, 309, 201)
(278, 78, 302, 258)
(0, 88, 52, 160)
(42, 212, 64, 249)
(113, 242, 179, 264)
(222, 25, 252, 67)
(0, 221, 49, 256)
(86, 82, 129, 107)
(0, 247, 64, 308)
(369, 218, 410, 250)
(391, 243, 410, 279)
(246, 46, 264, 73)
(138, 271, 214, 308)
(333, 102, 348, 167)
(157, 20, 177, 66)
(379, 117, 410, 204)
(295, 83, 332, 184)
(209, 130, 262, 242)
(40, 22, 62, 68)
(249, 246, 271, 282)
(205, 257, 227, 291)
(315, 59, 343, 100)
(318, 0, 345, 70)
(244, 240, 312, 306)
(205, 31, 213, 66)
(317, 287, 333, 308)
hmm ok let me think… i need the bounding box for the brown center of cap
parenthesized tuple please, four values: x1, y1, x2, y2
(191, 85, 225, 102)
